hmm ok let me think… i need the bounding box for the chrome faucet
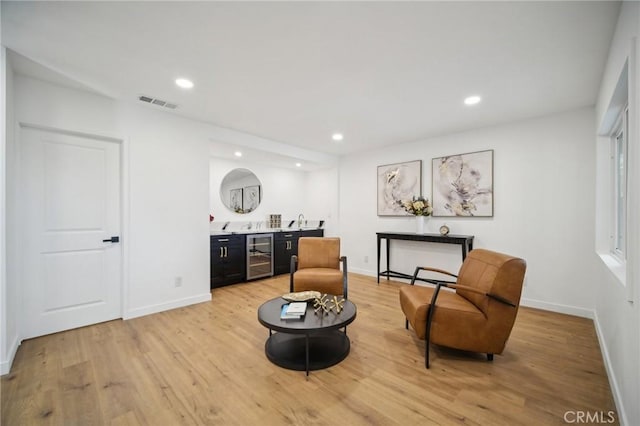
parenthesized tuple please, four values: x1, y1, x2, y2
(297, 214, 305, 228)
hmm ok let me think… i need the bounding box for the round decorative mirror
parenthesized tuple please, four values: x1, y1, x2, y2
(220, 168, 262, 214)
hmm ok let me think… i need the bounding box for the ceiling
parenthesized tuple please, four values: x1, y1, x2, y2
(1, 1, 621, 163)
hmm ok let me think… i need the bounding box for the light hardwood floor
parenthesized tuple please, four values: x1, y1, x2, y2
(1, 273, 617, 425)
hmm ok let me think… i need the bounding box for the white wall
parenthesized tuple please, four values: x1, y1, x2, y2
(8, 75, 214, 327)
(340, 107, 597, 316)
(594, 2, 640, 425)
(115, 104, 212, 318)
(209, 158, 340, 235)
(15, 76, 118, 137)
(4, 49, 18, 375)
(1, 47, 6, 374)
(210, 158, 308, 224)
(5, 70, 342, 372)
(305, 167, 340, 237)
(0, 46, 19, 375)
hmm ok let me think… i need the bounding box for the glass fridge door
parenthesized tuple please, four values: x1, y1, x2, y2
(246, 234, 273, 280)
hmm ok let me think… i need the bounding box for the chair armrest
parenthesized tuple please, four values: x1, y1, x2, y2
(410, 266, 458, 286)
(289, 255, 298, 292)
(447, 284, 517, 307)
(445, 283, 484, 295)
(340, 256, 348, 299)
(416, 267, 458, 278)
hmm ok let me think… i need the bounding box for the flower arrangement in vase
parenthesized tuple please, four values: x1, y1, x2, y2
(398, 196, 433, 234)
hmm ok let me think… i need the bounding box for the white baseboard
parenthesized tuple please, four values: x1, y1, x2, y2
(1, 334, 21, 376)
(352, 268, 595, 318)
(123, 292, 212, 320)
(350, 267, 415, 282)
(519, 297, 593, 319)
(349, 267, 377, 278)
(592, 310, 628, 426)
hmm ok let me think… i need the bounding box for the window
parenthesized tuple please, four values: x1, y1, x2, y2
(596, 55, 632, 294)
(612, 105, 628, 259)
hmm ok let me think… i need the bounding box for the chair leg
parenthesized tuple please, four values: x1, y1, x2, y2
(424, 284, 442, 369)
(424, 310, 433, 369)
(425, 340, 430, 369)
(487, 353, 494, 361)
(410, 267, 422, 285)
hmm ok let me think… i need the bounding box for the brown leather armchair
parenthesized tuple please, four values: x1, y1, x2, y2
(399, 248, 526, 368)
(290, 237, 348, 298)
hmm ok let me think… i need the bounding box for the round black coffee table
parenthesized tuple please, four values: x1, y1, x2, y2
(257, 296, 357, 375)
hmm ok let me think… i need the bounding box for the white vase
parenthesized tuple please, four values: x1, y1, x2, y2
(415, 215, 428, 234)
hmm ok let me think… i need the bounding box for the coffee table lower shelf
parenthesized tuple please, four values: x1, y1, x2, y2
(265, 330, 350, 374)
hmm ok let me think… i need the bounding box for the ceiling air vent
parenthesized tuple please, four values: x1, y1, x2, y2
(138, 95, 178, 110)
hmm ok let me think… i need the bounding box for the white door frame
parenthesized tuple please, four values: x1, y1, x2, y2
(16, 122, 129, 337)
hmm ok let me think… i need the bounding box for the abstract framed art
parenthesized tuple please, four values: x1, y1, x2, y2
(243, 185, 261, 213)
(377, 160, 422, 216)
(432, 150, 493, 217)
(230, 188, 243, 212)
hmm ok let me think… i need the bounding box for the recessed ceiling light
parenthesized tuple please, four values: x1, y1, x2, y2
(175, 78, 194, 89)
(332, 133, 344, 141)
(234, 151, 242, 157)
(295, 163, 302, 168)
(464, 95, 481, 105)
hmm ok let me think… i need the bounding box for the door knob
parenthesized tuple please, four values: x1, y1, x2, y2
(102, 236, 120, 243)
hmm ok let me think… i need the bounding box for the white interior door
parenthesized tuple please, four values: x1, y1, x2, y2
(20, 126, 122, 339)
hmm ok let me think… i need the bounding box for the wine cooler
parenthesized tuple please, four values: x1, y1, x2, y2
(246, 233, 274, 280)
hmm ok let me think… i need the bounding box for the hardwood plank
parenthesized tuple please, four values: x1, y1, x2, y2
(1, 273, 618, 425)
(60, 361, 103, 425)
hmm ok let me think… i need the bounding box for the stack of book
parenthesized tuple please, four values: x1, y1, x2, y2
(280, 302, 307, 320)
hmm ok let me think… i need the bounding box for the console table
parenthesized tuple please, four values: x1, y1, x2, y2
(376, 232, 474, 283)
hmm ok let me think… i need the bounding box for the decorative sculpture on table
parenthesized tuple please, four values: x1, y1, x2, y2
(314, 294, 330, 315)
(329, 295, 345, 314)
(314, 294, 346, 315)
